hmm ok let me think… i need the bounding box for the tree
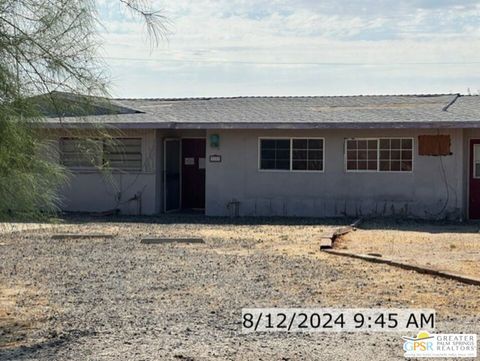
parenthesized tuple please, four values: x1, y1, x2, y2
(0, 0, 166, 219)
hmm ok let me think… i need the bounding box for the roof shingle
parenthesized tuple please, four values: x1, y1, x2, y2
(45, 94, 480, 129)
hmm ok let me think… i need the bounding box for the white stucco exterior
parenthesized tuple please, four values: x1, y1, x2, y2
(52, 127, 475, 220)
(205, 128, 465, 219)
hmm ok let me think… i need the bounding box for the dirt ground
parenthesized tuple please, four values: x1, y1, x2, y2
(339, 219, 480, 279)
(0, 216, 479, 360)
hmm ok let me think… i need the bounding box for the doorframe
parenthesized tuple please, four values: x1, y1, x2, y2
(467, 137, 480, 220)
(163, 138, 182, 213)
(180, 137, 207, 211)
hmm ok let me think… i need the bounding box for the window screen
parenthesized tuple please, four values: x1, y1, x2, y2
(60, 138, 103, 168)
(104, 138, 142, 171)
(260, 139, 291, 170)
(60, 137, 142, 171)
(292, 139, 324, 171)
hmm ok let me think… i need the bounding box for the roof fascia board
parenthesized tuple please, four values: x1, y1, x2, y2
(42, 121, 480, 129)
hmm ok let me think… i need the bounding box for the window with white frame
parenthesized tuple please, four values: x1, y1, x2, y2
(292, 139, 324, 171)
(379, 138, 413, 172)
(259, 138, 324, 171)
(345, 138, 413, 172)
(60, 138, 142, 171)
(260, 139, 290, 170)
(346, 139, 378, 171)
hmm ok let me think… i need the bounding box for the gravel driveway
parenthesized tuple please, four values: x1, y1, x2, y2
(1, 216, 479, 360)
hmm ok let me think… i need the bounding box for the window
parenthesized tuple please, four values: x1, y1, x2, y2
(260, 139, 291, 170)
(292, 139, 324, 171)
(259, 138, 324, 171)
(60, 138, 142, 171)
(345, 138, 413, 172)
(60, 138, 103, 168)
(474, 144, 480, 179)
(104, 138, 142, 171)
(346, 139, 378, 171)
(379, 138, 413, 172)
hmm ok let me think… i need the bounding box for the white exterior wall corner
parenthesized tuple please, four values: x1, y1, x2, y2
(205, 128, 465, 220)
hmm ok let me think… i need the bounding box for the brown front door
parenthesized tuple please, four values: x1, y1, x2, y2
(181, 138, 206, 210)
(469, 139, 480, 219)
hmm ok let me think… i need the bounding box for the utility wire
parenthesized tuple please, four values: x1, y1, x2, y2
(102, 56, 480, 66)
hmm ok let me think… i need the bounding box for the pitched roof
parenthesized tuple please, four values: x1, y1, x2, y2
(33, 91, 142, 117)
(44, 93, 480, 129)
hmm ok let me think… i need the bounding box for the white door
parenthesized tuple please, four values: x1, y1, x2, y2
(164, 139, 181, 212)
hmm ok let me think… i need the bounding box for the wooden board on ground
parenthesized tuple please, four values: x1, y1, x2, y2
(323, 249, 480, 286)
(141, 238, 205, 244)
(51, 234, 115, 240)
(319, 238, 332, 249)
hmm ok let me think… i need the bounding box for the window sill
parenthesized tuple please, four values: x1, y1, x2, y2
(67, 168, 152, 175)
(345, 170, 413, 174)
(258, 169, 325, 173)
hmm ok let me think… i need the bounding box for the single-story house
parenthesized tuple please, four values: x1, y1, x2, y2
(43, 92, 480, 220)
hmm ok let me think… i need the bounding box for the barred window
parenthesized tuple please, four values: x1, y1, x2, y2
(345, 138, 413, 172)
(60, 138, 103, 168)
(60, 138, 142, 171)
(259, 138, 324, 171)
(104, 138, 142, 171)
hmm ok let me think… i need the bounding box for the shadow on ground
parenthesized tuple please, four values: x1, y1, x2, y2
(59, 213, 355, 226)
(59, 213, 480, 234)
(0, 330, 92, 361)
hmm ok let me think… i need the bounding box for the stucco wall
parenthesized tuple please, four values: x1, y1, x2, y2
(51, 127, 470, 219)
(54, 129, 158, 215)
(205, 129, 465, 219)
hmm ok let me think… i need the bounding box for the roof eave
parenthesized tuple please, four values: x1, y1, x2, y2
(42, 121, 480, 130)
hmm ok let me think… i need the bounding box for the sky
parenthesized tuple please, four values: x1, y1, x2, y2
(96, 0, 480, 98)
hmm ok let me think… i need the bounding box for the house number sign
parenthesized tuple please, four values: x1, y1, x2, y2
(209, 155, 222, 163)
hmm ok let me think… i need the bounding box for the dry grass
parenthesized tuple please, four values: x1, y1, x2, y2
(338, 222, 480, 279)
(0, 284, 51, 349)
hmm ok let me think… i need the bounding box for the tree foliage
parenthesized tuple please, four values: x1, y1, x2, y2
(0, 0, 165, 219)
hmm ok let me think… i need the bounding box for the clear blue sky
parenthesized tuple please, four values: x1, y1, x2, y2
(97, 0, 480, 98)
